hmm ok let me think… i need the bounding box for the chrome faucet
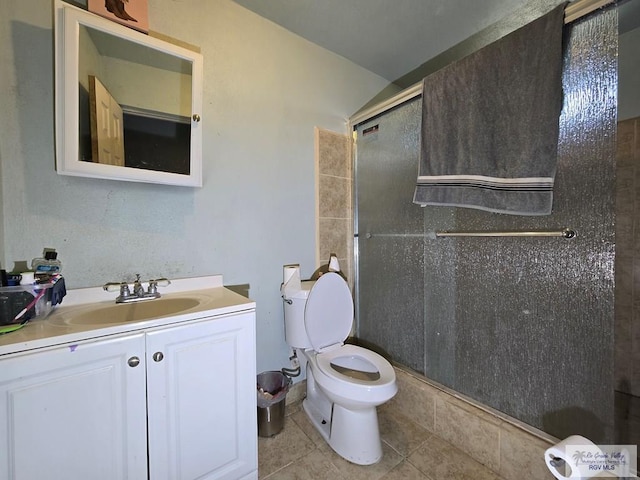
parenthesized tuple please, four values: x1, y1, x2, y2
(132, 274, 145, 297)
(103, 274, 171, 303)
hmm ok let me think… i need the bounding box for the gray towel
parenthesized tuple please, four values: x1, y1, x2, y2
(413, 3, 566, 216)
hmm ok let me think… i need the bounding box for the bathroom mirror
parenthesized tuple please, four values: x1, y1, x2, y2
(54, 0, 203, 187)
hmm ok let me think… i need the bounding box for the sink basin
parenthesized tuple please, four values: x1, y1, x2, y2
(54, 297, 202, 326)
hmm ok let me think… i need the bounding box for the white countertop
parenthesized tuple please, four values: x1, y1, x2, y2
(0, 275, 255, 357)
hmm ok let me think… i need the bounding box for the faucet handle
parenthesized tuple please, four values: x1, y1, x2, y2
(154, 278, 171, 287)
(104, 281, 125, 293)
(148, 278, 170, 294)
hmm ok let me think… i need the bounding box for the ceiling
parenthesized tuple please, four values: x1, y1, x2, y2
(233, 0, 530, 82)
(233, 0, 640, 83)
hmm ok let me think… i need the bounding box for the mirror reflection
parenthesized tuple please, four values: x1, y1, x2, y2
(79, 24, 192, 174)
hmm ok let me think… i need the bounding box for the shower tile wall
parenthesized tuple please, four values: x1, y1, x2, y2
(386, 367, 558, 480)
(616, 116, 640, 398)
(315, 128, 353, 286)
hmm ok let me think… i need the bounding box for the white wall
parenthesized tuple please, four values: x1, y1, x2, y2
(0, 0, 390, 371)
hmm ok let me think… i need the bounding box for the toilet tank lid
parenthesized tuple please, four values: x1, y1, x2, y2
(287, 280, 315, 299)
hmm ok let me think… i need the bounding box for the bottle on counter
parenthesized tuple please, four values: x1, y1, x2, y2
(31, 248, 62, 276)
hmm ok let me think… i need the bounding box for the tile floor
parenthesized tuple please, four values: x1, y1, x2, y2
(258, 401, 507, 480)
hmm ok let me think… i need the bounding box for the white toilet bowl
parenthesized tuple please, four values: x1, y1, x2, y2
(281, 270, 397, 465)
(311, 344, 397, 409)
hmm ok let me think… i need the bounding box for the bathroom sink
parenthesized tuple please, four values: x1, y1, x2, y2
(53, 297, 202, 326)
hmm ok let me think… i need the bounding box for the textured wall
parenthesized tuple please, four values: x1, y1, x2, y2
(356, 7, 617, 442)
(0, 0, 390, 374)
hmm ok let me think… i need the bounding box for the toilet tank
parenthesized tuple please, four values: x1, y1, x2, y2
(283, 280, 314, 349)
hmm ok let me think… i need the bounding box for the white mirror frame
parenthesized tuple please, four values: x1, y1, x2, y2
(54, 0, 203, 187)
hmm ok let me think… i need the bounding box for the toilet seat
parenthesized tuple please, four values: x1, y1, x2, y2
(316, 344, 395, 387)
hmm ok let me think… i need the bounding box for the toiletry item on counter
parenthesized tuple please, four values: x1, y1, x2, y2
(0, 274, 66, 332)
(19, 272, 35, 285)
(31, 248, 62, 275)
(0, 285, 49, 327)
(6, 273, 22, 286)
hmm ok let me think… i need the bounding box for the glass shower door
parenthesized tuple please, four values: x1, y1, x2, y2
(354, 5, 617, 440)
(354, 97, 425, 372)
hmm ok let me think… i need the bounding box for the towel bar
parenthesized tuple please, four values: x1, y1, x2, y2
(361, 229, 576, 239)
(435, 228, 576, 238)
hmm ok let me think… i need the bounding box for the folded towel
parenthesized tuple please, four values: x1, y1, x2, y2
(413, 3, 566, 215)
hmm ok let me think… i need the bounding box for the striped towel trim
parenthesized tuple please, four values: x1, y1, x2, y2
(417, 175, 554, 192)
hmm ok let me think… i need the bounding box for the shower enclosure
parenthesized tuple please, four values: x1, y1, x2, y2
(353, 6, 617, 442)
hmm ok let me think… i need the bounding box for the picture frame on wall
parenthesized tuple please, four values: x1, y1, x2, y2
(88, 0, 149, 34)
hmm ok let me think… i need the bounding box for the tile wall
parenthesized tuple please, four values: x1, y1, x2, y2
(388, 366, 559, 480)
(615, 116, 640, 398)
(315, 128, 353, 286)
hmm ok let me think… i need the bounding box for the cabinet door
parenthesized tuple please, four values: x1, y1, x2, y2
(146, 311, 257, 480)
(0, 333, 148, 480)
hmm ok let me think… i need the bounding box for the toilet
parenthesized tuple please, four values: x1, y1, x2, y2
(282, 269, 397, 465)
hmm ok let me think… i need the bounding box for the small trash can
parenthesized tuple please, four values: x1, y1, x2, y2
(257, 370, 292, 437)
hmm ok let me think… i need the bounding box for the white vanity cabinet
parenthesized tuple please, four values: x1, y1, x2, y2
(146, 311, 257, 480)
(0, 309, 257, 480)
(0, 332, 148, 479)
